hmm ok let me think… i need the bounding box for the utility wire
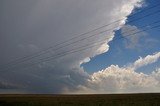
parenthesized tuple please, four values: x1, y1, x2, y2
(2, 24, 160, 72)
(31, 24, 160, 63)
(1, 5, 160, 69)
(1, 9, 160, 70)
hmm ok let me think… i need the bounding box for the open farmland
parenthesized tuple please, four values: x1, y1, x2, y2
(0, 93, 159, 106)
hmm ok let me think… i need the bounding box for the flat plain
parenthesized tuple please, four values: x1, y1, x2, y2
(0, 93, 159, 106)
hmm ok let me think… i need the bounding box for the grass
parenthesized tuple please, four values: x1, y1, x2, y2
(0, 93, 159, 106)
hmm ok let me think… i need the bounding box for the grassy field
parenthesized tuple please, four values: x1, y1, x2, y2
(0, 93, 159, 106)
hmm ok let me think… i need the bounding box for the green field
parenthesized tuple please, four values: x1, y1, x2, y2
(0, 93, 159, 106)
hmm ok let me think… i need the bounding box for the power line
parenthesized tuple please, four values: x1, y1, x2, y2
(121, 20, 160, 35)
(33, 24, 160, 62)
(2, 24, 160, 72)
(1, 9, 160, 70)
(1, 5, 160, 69)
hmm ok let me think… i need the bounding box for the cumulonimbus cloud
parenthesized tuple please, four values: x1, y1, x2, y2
(67, 52, 160, 94)
(0, 0, 144, 93)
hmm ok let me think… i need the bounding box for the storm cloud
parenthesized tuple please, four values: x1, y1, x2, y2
(0, 0, 144, 93)
(69, 52, 160, 94)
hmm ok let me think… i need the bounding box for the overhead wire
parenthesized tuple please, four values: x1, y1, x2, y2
(1, 3, 160, 68)
(1, 9, 160, 71)
(2, 23, 160, 72)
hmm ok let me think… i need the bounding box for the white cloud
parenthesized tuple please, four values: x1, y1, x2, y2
(89, 65, 159, 93)
(0, 0, 144, 93)
(152, 68, 160, 83)
(132, 52, 160, 69)
(121, 25, 146, 49)
(67, 52, 160, 94)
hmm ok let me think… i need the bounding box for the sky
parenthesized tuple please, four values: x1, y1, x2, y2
(0, 0, 160, 94)
(82, 0, 160, 74)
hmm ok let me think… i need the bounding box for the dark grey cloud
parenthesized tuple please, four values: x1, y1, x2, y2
(0, 0, 143, 93)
